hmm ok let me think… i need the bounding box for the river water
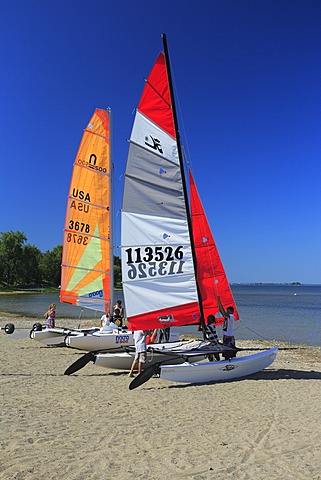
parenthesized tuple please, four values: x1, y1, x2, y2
(0, 285, 320, 346)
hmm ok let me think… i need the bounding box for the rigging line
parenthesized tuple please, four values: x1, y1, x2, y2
(236, 321, 271, 342)
(162, 34, 206, 328)
(170, 65, 194, 173)
(77, 308, 84, 329)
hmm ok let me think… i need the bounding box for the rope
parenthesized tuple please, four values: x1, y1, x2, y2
(235, 320, 270, 342)
(77, 308, 84, 329)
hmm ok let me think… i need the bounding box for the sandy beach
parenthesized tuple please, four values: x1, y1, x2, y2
(1, 315, 320, 480)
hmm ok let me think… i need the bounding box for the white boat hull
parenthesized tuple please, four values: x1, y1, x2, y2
(160, 347, 278, 383)
(94, 340, 206, 369)
(30, 327, 100, 345)
(65, 329, 135, 351)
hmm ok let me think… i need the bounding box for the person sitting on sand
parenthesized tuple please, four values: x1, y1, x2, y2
(44, 304, 56, 329)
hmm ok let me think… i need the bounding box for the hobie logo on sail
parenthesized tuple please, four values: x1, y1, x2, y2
(158, 315, 174, 324)
(78, 153, 107, 173)
(145, 135, 163, 154)
(88, 290, 103, 298)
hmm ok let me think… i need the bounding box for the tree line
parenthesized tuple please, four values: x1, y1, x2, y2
(0, 231, 121, 289)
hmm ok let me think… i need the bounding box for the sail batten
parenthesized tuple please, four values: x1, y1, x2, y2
(60, 108, 112, 313)
(62, 265, 110, 274)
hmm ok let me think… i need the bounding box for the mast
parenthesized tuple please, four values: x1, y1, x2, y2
(108, 107, 114, 315)
(161, 33, 206, 327)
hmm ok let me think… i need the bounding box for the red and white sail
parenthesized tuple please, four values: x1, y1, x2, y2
(189, 170, 239, 323)
(121, 53, 200, 330)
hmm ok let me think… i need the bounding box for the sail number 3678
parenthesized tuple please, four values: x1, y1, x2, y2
(68, 220, 90, 233)
(125, 246, 185, 280)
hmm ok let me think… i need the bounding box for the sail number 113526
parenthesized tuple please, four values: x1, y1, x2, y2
(125, 246, 183, 263)
(124, 246, 185, 280)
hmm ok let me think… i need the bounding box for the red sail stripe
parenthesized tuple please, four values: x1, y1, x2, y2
(127, 301, 200, 331)
(138, 52, 176, 138)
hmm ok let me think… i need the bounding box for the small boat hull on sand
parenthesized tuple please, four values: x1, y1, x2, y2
(160, 347, 278, 384)
(30, 327, 100, 345)
(94, 340, 207, 369)
(65, 329, 135, 351)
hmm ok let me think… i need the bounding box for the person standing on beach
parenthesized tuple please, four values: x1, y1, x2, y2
(44, 304, 56, 328)
(146, 328, 158, 345)
(159, 327, 170, 342)
(218, 297, 236, 359)
(203, 314, 220, 361)
(128, 330, 147, 377)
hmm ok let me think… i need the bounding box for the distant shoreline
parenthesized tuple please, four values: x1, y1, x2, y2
(231, 282, 321, 286)
(0, 287, 122, 295)
(2, 284, 321, 295)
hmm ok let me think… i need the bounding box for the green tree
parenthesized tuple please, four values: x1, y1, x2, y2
(20, 244, 42, 285)
(0, 231, 122, 289)
(113, 255, 122, 287)
(39, 245, 62, 287)
(0, 231, 27, 286)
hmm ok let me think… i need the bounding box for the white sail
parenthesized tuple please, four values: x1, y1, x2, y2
(121, 53, 199, 330)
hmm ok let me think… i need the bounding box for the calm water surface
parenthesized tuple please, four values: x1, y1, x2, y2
(0, 285, 320, 346)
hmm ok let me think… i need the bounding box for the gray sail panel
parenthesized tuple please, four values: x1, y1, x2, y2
(122, 142, 186, 218)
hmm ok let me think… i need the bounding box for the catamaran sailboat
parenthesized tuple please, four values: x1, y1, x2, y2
(123, 34, 278, 388)
(30, 109, 134, 350)
(63, 36, 277, 378)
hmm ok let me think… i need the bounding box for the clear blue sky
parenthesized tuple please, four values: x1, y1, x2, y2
(1, 0, 320, 284)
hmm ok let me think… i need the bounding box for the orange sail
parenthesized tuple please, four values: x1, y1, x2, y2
(189, 169, 239, 323)
(60, 109, 112, 312)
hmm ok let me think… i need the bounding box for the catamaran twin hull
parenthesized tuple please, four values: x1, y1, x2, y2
(158, 347, 278, 384)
